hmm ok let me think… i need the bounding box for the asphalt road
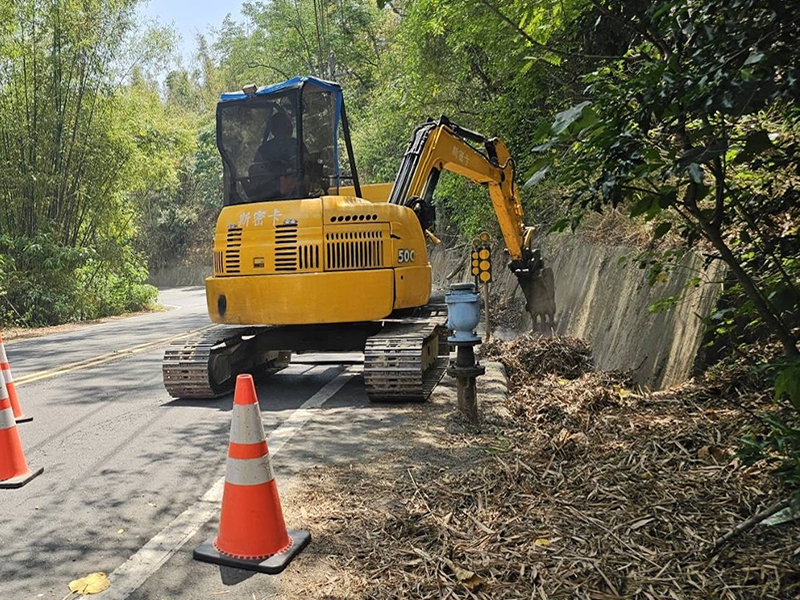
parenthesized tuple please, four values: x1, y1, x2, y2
(0, 287, 399, 599)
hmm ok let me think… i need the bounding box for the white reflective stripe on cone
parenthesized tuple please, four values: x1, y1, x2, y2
(0, 407, 16, 430)
(229, 404, 266, 444)
(0, 343, 7, 364)
(225, 455, 275, 486)
(2, 368, 12, 383)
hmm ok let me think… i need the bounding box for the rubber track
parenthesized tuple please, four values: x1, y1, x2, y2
(162, 326, 253, 399)
(164, 304, 449, 402)
(364, 303, 448, 401)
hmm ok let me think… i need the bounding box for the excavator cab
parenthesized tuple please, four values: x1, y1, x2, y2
(216, 76, 360, 205)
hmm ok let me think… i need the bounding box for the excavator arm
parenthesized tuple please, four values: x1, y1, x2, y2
(388, 116, 545, 279)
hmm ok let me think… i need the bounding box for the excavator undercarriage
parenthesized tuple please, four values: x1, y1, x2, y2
(163, 300, 449, 402)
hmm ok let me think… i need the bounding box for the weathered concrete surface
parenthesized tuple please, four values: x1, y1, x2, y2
(148, 260, 211, 288)
(431, 235, 725, 390)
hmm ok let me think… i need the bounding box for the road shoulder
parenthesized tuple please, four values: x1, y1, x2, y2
(121, 363, 508, 600)
(2, 305, 172, 342)
(272, 362, 510, 599)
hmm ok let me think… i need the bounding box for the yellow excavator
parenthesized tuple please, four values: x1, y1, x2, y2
(162, 76, 553, 400)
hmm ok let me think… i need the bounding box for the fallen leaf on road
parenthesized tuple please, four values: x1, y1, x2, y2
(698, 445, 729, 463)
(615, 385, 637, 398)
(68, 572, 110, 595)
(761, 506, 800, 527)
(412, 546, 433, 562)
(553, 429, 571, 445)
(534, 538, 550, 547)
(462, 573, 484, 590)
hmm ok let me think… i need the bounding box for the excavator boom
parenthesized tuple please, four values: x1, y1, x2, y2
(388, 116, 554, 321)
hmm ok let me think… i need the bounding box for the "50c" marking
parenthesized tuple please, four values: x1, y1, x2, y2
(397, 249, 416, 264)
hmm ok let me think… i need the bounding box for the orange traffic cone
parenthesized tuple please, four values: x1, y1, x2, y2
(0, 373, 43, 488)
(0, 333, 32, 423)
(193, 374, 309, 573)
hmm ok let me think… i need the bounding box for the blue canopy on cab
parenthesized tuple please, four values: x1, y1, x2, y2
(219, 76, 342, 104)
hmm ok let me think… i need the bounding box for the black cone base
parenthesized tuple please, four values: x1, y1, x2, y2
(0, 466, 43, 489)
(193, 529, 310, 574)
(15, 415, 33, 424)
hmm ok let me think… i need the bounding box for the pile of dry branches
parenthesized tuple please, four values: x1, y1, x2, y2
(486, 294, 528, 333)
(294, 337, 798, 599)
(482, 334, 594, 383)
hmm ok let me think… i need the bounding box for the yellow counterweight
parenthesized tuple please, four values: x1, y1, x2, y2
(206, 195, 431, 326)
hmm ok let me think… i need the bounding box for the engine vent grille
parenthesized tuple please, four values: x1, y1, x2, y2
(325, 230, 385, 270)
(225, 227, 242, 274)
(299, 244, 320, 270)
(274, 223, 298, 272)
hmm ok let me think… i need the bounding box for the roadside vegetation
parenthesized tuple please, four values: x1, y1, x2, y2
(286, 338, 798, 599)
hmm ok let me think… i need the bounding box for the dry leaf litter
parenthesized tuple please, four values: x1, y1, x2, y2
(293, 335, 798, 600)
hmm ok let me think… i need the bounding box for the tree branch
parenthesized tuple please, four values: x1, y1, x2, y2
(245, 63, 291, 79)
(708, 496, 795, 557)
(586, 0, 671, 58)
(473, 0, 619, 61)
(682, 183, 798, 357)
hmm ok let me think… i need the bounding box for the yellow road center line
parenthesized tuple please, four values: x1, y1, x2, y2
(15, 325, 217, 386)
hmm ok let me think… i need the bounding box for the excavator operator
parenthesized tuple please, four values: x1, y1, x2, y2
(250, 112, 299, 200)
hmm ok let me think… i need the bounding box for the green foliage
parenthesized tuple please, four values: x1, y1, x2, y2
(214, 0, 386, 104)
(775, 361, 800, 412)
(0, 233, 155, 325)
(741, 414, 800, 491)
(530, 0, 800, 492)
(353, 0, 586, 231)
(740, 359, 800, 492)
(532, 0, 799, 351)
(136, 122, 222, 272)
(435, 174, 499, 240)
(74, 250, 158, 320)
(0, 0, 173, 326)
(0, 234, 86, 325)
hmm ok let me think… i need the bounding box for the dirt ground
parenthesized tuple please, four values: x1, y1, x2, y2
(272, 339, 798, 600)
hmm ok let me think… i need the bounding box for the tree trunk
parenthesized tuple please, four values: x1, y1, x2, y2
(700, 219, 798, 357)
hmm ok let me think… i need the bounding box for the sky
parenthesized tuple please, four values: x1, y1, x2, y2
(138, 0, 243, 61)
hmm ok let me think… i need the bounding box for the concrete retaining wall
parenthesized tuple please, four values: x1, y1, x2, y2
(148, 261, 211, 288)
(431, 235, 725, 390)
